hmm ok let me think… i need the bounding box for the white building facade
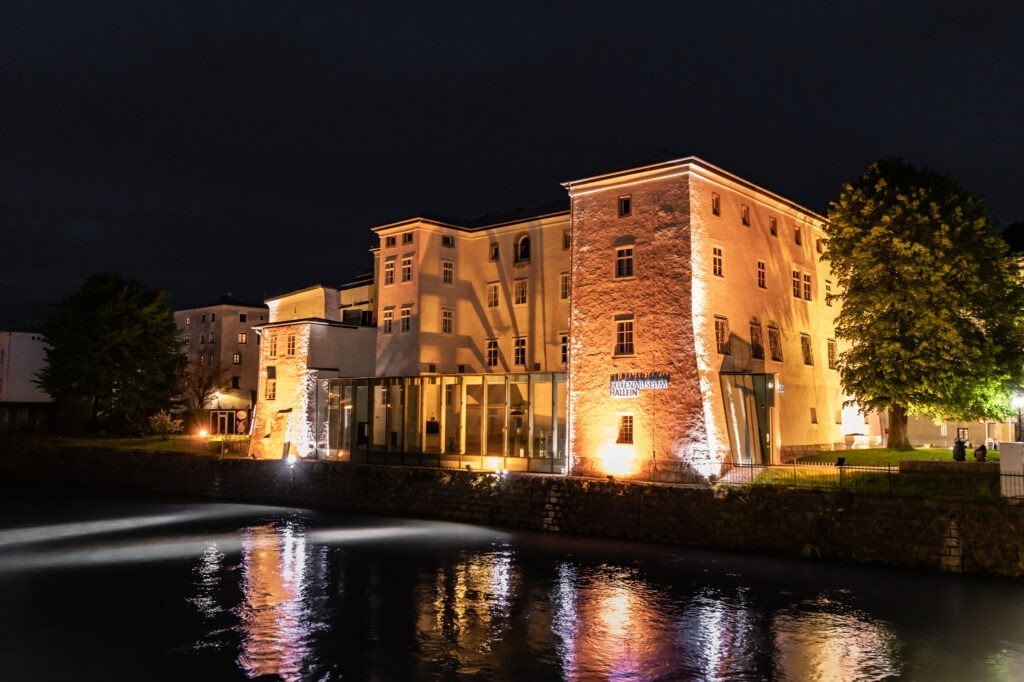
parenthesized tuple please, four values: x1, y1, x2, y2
(0, 331, 52, 430)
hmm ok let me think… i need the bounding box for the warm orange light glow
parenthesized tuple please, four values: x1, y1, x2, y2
(482, 456, 504, 472)
(198, 428, 209, 438)
(596, 443, 638, 476)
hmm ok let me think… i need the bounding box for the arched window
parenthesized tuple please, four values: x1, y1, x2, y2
(514, 234, 530, 263)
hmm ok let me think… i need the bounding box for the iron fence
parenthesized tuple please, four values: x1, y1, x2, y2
(717, 462, 896, 492)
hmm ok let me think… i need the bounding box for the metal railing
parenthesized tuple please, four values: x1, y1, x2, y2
(718, 462, 896, 492)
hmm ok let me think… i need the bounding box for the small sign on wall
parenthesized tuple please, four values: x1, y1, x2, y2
(610, 372, 670, 398)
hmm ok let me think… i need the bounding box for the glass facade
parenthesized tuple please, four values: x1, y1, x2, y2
(317, 372, 567, 473)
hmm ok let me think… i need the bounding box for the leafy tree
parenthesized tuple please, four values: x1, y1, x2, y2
(176, 356, 229, 431)
(38, 273, 187, 434)
(825, 159, 1024, 450)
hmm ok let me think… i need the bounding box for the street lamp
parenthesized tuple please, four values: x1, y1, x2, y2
(1013, 394, 1024, 442)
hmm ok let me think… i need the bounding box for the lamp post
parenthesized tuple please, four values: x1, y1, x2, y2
(1013, 394, 1024, 443)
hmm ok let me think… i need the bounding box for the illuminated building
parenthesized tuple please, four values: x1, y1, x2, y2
(173, 295, 269, 434)
(251, 157, 856, 479)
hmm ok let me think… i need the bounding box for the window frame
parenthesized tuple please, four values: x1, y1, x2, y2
(768, 325, 783, 362)
(400, 255, 413, 283)
(750, 320, 764, 360)
(614, 314, 635, 356)
(801, 333, 814, 366)
(618, 195, 632, 217)
(714, 315, 731, 355)
(617, 414, 634, 444)
(712, 246, 724, 278)
(442, 260, 454, 285)
(513, 279, 528, 306)
(486, 282, 500, 309)
(560, 272, 570, 300)
(485, 339, 499, 367)
(757, 260, 766, 289)
(615, 247, 634, 278)
(441, 309, 453, 334)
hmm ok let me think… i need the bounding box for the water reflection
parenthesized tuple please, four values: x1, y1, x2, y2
(773, 595, 901, 681)
(234, 521, 319, 682)
(417, 547, 519, 674)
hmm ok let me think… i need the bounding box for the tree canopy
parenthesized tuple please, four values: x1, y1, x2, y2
(38, 272, 186, 434)
(825, 159, 1024, 449)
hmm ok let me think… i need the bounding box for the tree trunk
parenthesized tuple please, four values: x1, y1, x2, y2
(886, 404, 913, 450)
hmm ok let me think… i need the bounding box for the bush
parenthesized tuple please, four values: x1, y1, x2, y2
(148, 411, 183, 438)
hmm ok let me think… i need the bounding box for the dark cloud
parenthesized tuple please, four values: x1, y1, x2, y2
(2, 0, 1022, 326)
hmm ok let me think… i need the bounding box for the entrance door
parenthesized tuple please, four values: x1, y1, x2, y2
(720, 374, 773, 465)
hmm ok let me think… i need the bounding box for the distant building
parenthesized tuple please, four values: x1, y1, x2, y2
(173, 295, 269, 435)
(0, 331, 52, 431)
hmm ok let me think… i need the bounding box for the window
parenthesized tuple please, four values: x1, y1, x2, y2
(441, 235, 455, 248)
(489, 243, 499, 261)
(486, 282, 499, 308)
(615, 315, 634, 355)
(562, 231, 571, 250)
(741, 204, 750, 226)
(513, 337, 526, 365)
(200, 334, 206, 345)
(801, 333, 814, 365)
(618, 195, 632, 217)
(514, 279, 527, 305)
(711, 192, 721, 216)
(486, 339, 499, 367)
(237, 333, 247, 344)
(199, 354, 205, 366)
(400, 307, 411, 333)
(757, 261, 766, 289)
(816, 238, 824, 254)
(768, 325, 783, 361)
(239, 313, 247, 323)
(617, 415, 634, 444)
(750, 320, 764, 360)
(211, 313, 216, 322)
(184, 334, 190, 344)
(792, 270, 801, 298)
(442, 260, 454, 285)
(185, 316, 191, 325)
(401, 256, 413, 282)
(265, 379, 276, 401)
(201, 313, 207, 323)
(825, 280, 833, 307)
(769, 216, 778, 237)
(382, 309, 393, 333)
(442, 309, 453, 334)
(714, 316, 731, 355)
(385, 235, 396, 247)
(827, 339, 838, 370)
(560, 273, 571, 300)
(231, 376, 240, 389)
(713, 247, 723, 277)
(803, 273, 812, 301)
(384, 258, 395, 286)
(810, 407, 818, 424)
(286, 334, 296, 356)
(402, 232, 414, 244)
(795, 225, 803, 246)
(514, 235, 530, 263)
(210, 331, 215, 344)
(268, 335, 277, 357)
(615, 247, 634, 278)
(560, 333, 569, 364)
(233, 352, 241, 365)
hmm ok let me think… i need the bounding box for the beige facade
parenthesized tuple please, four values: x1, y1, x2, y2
(174, 296, 268, 433)
(373, 208, 571, 378)
(249, 284, 377, 458)
(250, 156, 863, 478)
(565, 158, 849, 477)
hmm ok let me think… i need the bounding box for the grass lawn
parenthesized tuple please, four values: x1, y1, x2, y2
(746, 465, 1001, 500)
(0, 433, 249, 456)
(797, 447, 999, 466)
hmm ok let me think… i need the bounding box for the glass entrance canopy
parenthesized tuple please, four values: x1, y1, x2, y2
(316, 372, 567, 473)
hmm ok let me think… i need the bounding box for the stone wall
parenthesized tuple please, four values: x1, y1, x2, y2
(3, 446, 1023, 578)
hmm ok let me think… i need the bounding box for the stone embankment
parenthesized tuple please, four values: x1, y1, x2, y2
(3, 446, 1024, 578)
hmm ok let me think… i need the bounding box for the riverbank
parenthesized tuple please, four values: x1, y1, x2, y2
(3, 445, 1023, 578)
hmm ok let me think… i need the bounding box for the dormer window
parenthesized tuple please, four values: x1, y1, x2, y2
(514, 235, 530, 263)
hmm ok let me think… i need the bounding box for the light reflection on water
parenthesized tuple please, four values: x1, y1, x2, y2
(4, 487, 1024, 680)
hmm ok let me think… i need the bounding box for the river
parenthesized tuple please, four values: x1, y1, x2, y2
(1, 482, 1022, 680)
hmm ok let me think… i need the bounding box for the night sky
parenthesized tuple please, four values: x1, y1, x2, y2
(2, 1, 1022, 328)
